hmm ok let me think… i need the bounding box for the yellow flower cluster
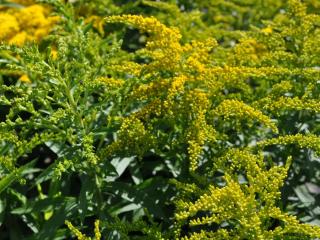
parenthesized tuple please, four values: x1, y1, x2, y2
(182, 38, 217, 74)
(258, 134, 320, 155)
(269, 81, 293, 96)
(263, 96, 320, 113)
(97, 77, 124, 89)
(216, 149, 290, 207)
(261, 26, 273, 34)
(0, 1, 59, 45)
(101, 116, 156, 158)
(212, 99, 278, 133)
(180, 229, 235, 240)
(65, 220, 101, 240)
(175, 147, 320, 239)
(176, 178, 271, 239)
(103, 13, 320, 238)
(109, 62, 143, 77)
(105, 14, 182, 71)
(0, 0, 319, 238)
(104, 15, 222, 170)
(131, 78, 171, 102)
(176, 178, 248, 222)
(184, 90, 216, 171)
(288, 0, 307, 18)
(94, 220, 101, 240)
(163, 75, 187, 115)
(18, 74, 31, 83)
(231, 38, 268, 66)
(268, 207, 320, 238)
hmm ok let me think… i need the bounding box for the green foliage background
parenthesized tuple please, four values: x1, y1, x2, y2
(1, 0, 320, 239)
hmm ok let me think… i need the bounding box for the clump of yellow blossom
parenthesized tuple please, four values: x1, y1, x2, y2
(105, 14, 183, 71)
(0, 1, 59, 45)
(65, 220, 88, 240)
(258, 134, 320, 155)
(18, 74, 31, 83)
(104, 15, 219, 172)
(65, 220, 101, 240)
(0, 1, 59, 83)
(263, 96, 320, 113)
(97, 77, 124, 89)
(101, 116, 156, 158)
(261, 26, 273, 34)
(231, 38, 268, 65)
(94, 220, 101, 240)
(212, 99, 278, 133)
(0, 13, 20, 40)
(175, 147, 320, 239)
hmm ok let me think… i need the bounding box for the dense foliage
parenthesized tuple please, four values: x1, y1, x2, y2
(1, 0, 320, 239)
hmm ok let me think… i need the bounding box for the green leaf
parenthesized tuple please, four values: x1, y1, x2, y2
(111, 203, 141, 215)
(78, 175, 94, 222)
(111, 157, 134, 177)
(33, 197, 77, 240)
(294, 184, 315, 205)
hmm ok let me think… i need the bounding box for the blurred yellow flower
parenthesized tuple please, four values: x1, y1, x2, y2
(0, 1, 59, 45)
(0, 13, 20, 40)
(261, 26, 273, 34)
(18, 74, 31, 83)
(85, 15, 105, 35)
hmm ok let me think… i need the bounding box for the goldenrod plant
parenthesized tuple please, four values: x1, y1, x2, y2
(0, 0, 320, 239)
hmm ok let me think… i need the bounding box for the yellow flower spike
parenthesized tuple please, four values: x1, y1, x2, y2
(257, 133, 320, 155)
(212, 99, 278, 133)
(65, 221, 90, 240)
(261, 26, 273, 34)
(109, 62, 142, 76)
(231, 38, 268, 65)
(175, 143, 320, 239)
(105, 15, 181, 42)
(97, 77, 124, 89)
(94, 220, 101, 240)
(288, 0, 307, 18)
(188, 140, 203, 172)
(163, 75, 187, 113)
(18, 74, 31, 83)
(105, 15, 183, 71)
(264, 96, 320, 113)
(101, 116, 155, 157)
